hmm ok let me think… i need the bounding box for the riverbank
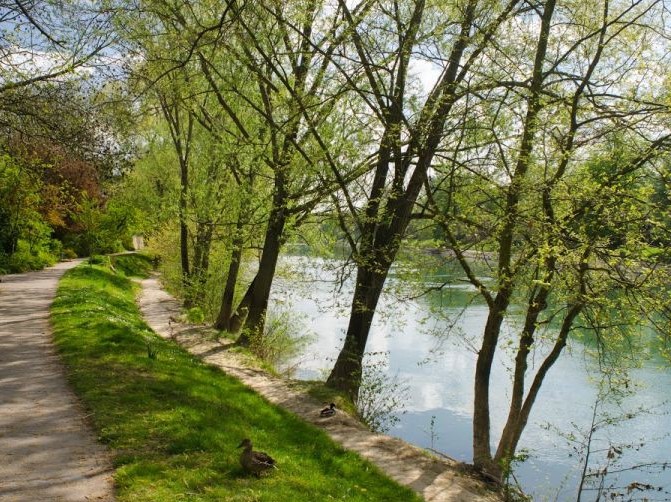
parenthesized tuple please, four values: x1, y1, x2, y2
(50, 256, 426, 501)
(139, 272, 502, 502)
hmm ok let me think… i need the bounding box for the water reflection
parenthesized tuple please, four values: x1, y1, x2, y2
(270, 255, 671, 500)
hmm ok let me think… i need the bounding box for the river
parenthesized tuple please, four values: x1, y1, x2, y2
(269, 255, 671, 501)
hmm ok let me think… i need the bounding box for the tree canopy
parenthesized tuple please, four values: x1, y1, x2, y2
(5, 0, 671, 490)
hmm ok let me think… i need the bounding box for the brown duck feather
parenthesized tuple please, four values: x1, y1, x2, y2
(237, 438, 277, 476)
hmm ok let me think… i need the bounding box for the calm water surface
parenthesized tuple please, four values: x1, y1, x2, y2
(269, 255, 671, 501)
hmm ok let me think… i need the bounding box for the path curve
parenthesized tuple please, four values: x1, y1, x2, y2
(0, 261, 114, 501)
(139, 275, 500, 502)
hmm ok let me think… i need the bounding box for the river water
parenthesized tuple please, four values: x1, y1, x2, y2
(269, 255, 670, 501)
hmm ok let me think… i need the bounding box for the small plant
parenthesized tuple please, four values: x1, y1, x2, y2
(499, 449, 531, 502)
(186, 306, 205, 324)
(145, 338, 159, 360)
(355, 352, 409, 433)
(248, 309, 313, 375)
(423, 415, 439, 450)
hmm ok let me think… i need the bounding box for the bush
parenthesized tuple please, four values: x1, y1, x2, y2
(356, 353, 409, 433)
(186, 306, 205, 324)
(0, 245, 57, 273)
(62, 248, 78, 259)
(248, 309, 313, 375)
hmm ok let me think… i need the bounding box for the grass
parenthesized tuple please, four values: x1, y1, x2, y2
(290, 380, 359, 418)
(51, 257, 422, 501)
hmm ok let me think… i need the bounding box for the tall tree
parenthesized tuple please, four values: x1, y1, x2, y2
(424, 0, 671, 478)
(119, 0, 245, 302)
(196, 1, 367, 340)
(157, 79, 194, 289)
(324, 0, 523, 397)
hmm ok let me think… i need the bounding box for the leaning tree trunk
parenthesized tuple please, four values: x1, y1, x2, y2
(215, 218, 245, 331)
(472, 301, 508, 479)
(234, 202, 287, 345)
(494, 301, 583, 468)
(325, 265, 388, 398)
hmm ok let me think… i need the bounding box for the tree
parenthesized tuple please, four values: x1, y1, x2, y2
(323, 0, 523, 398)
(118, 0, 247, 305)
(0, 0, 114, 95)
(423, 0, 671, 479)
(190, 0, 367, 341)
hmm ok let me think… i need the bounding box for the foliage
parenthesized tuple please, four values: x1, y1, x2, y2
(186, 307, 205, 324)
(421, 0, 671, 477)
(0, 88, 132, 269)
(0, 154, 45, 253)
(0, 241, 58, 273)
(8, 0, 668, 493)
(50, 261, 421, 501)
(110, 253, 154, 278)
(70, 196, 133, 256)
(499, 449, 531, 502)
(0, 153, 62, 271)
(247, 309, 313, 376)
(355, 353, 409, 434)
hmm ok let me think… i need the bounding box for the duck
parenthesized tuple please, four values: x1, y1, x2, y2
(319, 402, 336, 418)
(237, 438, 277, 476)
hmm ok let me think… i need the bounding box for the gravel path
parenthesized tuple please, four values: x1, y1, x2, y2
(139, 275, 500, 502)
(0, 261, 114, 501)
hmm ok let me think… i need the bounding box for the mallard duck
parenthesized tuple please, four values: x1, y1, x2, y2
(319, 402, 336, 417)
(237, 438, 277, 476)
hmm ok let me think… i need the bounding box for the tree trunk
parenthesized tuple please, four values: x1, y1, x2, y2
(493, 280, 552, 466)
(179, 158, 190, 295)
(187, 221, 213, 307)
(494, 301, 583, 468)
(325, 264, 388, 398)
(215, 218, 245, 331)
(472, 0, 557, 478)
(235, 202, 286, 345)
(472, 301, 508, 479)
(159, 99, 193, 296)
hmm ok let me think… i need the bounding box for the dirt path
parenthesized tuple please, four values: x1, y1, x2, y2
(139, 275, 500, 502)
(0, 261, 114, 501)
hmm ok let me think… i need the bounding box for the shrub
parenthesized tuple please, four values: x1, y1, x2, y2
(248, 309, 313, 375)
(62, 248, 78, 259)
(0, 241, 57, 273)
(355, 353, 409, 433)
(186, 306, 205, 324)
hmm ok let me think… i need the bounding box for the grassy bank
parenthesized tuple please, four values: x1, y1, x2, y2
(51, 255, 421, 501)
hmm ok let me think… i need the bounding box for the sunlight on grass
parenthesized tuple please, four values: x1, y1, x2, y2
(51, 257, 421, 501)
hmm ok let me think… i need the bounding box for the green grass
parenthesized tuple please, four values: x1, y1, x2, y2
(51, 261, 422, 501)
(290, 380, 359, 418)
(110, 253, 155, 278)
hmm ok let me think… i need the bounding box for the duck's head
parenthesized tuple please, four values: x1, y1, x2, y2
(237, 438, 252, 449)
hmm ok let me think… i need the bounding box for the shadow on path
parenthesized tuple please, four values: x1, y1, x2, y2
(0, 261, 115, 502)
